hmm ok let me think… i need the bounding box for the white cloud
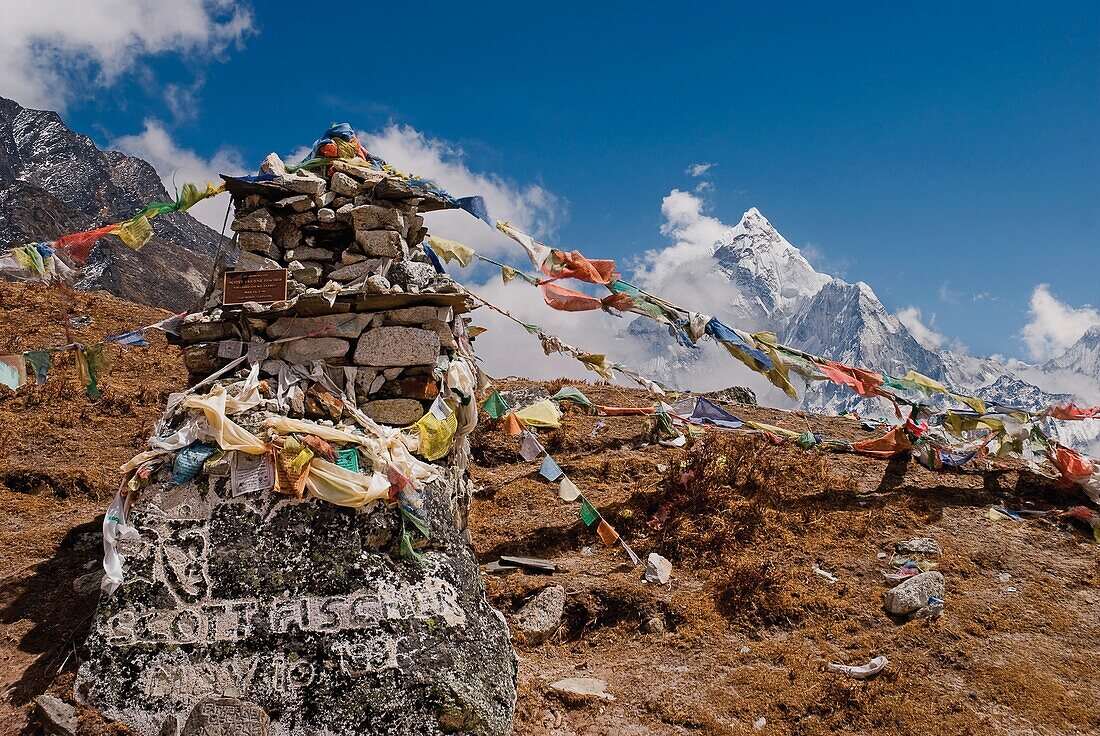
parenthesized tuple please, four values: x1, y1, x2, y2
(0, 1, 253, 111)
(466, 185, 789, 402)
(1021, 284, 1100, 361)
(896, 306, 949, 351)
(685, 162, 714, 177)
(360, 124, 563, 258)
(632, 189, 730, 288)
(110, 119, 245, 231)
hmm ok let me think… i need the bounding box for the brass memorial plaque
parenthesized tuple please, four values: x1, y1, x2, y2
(222, 269, 288, 305)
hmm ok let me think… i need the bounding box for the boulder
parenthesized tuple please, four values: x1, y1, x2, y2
(362, 275, 391, 295)
(238, 232, 281, 261)
(884, 571, 944, 617)
(328, 260, 379, 283)
(235, 251, 282, 272)
(362, 398, 425, 426)
(290, 264, 322, 287)
(274, 195, 314, 213)
(259, 153, 286, 176)
(381, 306, 443, 326)
(380, 374, 440, 401)
(389, 261, 436, 290)
(354, 327, 440, 367)
(272, 222, 302, 251)
(276, 171, 327, 197)
(76, 469, 516, 735)
(285, 246, 335, 262)
(351, 204, 404, 232)
(277, 337, 349, 365)
(511, 585, 565, 645)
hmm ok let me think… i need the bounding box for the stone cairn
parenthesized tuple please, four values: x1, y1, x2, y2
(76, 149, 517, 735)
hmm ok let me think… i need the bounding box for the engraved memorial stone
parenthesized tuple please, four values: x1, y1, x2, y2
(78, 132, 516, 735)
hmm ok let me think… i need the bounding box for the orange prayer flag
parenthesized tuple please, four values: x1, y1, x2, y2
(851, 426, 913, 459)
(542, 249, 619, 285)
(596, 518, 619, 546)
(502, 412, 526, 436)
(1050, 446, 1095, 484)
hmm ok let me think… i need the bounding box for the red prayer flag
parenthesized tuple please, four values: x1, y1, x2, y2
(1050, 403, 1100, 421)
(54, 225, 120, 264)
(542, 249, 619, 285)
(819, 360, 884, 398)
(540, 283, 633, 313)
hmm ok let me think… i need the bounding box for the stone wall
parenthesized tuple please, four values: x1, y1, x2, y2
(76, 152, 517, 735)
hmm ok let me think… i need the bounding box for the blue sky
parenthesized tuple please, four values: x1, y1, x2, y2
(3, 1, 1097, 363)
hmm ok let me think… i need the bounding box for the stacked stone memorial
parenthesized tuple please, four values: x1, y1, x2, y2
(75, 147, 517, 736)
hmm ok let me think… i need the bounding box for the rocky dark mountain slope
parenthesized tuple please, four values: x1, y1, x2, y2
(0, 96, 223, 311)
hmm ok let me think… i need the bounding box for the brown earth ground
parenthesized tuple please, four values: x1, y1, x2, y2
(1, 281, 1098, 735)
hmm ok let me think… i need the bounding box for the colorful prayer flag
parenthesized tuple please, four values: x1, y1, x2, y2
(482, 391, 509, 419)
(580, 498, 600, 526)
(539, 455, 563, 482)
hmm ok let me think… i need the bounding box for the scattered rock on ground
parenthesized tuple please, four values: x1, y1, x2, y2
(512, 585, 566, 645)
(895, 537, 942, 555)
(643, 553, 672, 584)
(548, 677, 615, 704)
(884, 571, 945, 617)
(35, 695, 77, 736)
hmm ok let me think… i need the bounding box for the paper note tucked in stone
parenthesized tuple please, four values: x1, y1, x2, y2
(230, 451, 275, 497)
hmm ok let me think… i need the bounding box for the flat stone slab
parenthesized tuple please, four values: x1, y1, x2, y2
(354, 327, 440, 367)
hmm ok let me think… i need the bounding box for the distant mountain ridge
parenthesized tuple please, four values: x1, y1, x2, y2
(0, 96, 222, 311)
(627, 207, 1100, 452)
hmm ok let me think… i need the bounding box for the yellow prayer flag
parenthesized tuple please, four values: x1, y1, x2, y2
(514, 399, 563, 428)
(116, 215, 153, 250)
(899, 370, 947, 395)
(428, 235, 475, 267)
(577, 353, 614, 381)
(414, 408, 458, 461)
(950, 393, 987, 415)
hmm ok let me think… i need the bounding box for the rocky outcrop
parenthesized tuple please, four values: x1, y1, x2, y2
(0, 96, 222, 311)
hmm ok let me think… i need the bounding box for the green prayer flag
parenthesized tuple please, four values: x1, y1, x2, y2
(482, 391, 509, 419)
(522, 323, 540, 335)
(881, 373, 908, 392)
(796, 431, 818, 449)
(552, 386, 595, 409)
(579, 498, 600, 527)
(335, 447, 360, 472)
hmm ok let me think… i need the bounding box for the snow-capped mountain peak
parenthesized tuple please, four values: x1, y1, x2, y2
(627, 205, 1098, 451)
(710, 208, 831, 326)
(1043, 325, 1100, 377)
